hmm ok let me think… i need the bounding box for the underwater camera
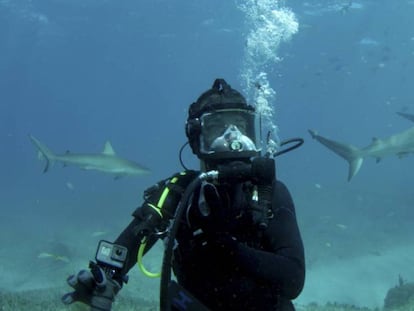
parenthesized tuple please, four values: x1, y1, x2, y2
(95, 240, 128, 269)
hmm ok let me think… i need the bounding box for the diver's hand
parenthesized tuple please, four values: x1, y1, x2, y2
(62, 262, 121, 311)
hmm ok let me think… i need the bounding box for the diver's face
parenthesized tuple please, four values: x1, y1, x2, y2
(201, 111, 249, 147)
(197, 108, 261, 160)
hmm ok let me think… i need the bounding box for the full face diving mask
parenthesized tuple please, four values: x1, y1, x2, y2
(199, 109, 261, 159)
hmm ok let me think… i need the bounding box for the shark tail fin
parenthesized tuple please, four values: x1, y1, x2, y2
(308, 130, 364, 181)
(396, 111, 414, 123)
(348, 158, 363, 182)
(28, 135, 56, 173)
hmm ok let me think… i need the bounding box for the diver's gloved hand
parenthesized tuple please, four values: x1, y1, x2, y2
(62, 262, 121, 311)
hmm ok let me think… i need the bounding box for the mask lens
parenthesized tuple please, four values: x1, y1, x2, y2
(199, 109, 261, 157)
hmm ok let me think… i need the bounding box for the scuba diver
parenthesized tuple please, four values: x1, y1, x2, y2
(62, 79, 306, 311)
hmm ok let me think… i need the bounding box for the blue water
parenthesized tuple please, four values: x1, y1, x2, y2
(1, 0, 414, 308)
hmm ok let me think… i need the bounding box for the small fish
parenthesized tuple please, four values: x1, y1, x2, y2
(91, 231, 108, 237)
(66, 181, 74, 191)
(38, 252, 70, 263)
(336, 223, 347, 230)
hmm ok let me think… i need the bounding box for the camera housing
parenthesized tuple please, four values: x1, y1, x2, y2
(95, 240, 128, 270)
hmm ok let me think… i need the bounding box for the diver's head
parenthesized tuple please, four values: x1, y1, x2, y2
(186, 79, 261, 169)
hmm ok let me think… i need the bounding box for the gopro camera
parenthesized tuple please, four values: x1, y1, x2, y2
(95, 240, 128, 270)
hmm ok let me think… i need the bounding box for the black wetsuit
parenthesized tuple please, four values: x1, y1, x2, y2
(114, 171, 305, 311)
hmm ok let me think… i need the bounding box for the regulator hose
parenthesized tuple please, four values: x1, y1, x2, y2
(159, 174, 205, 311)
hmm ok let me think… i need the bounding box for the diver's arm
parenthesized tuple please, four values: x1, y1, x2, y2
(114, 213, 160, 275)
(113, 170, 199, 276)
(234, 180, 305, 299)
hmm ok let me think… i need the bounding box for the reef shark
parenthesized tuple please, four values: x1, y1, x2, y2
(29, 135, 150, 179)
(309, 112, 414, 181)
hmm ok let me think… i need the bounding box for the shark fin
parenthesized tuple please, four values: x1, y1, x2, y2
(62, 151, 71, 167)
(397, 152, 409, 158)
(309, 129, 364, 182)
(308, 129, 318, 139)
(102, 141, 116, 155)
(348, 157, 364, 182)
(37, 151, 44, 160)
(397, 112, 414, 123)
(29, 135, 56, 173)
